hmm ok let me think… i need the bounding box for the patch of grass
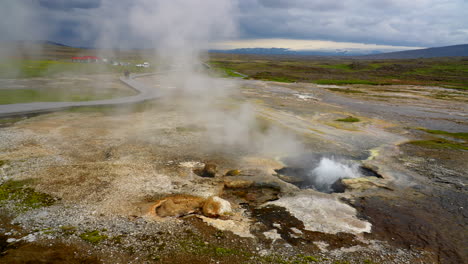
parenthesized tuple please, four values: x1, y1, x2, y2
(316, 79, 389, 85)
(419, 129, 468, 140)
(0, 180, 56, 212)
(220, 67, 245, 78)
(0, 60, 154, 78)
(317, 64, 353, 71)
(0, 160, 6, 167)
(336, 116, 360, 122)
(0, 117, 24, 126)
(326, 88, 365, 94)
(0, 86, 136, 105)
(79, 230, 108, 244)
(60, 225, 77, 235)
(214, 247, 237, 256)
(407, 138, 468, 151)
(300, 255, 320, 262)
(209, 55, 468, 91)
(260, 254, 323, 264)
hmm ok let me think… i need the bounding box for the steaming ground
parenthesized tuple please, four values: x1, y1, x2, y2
(0, 74, 467, 263)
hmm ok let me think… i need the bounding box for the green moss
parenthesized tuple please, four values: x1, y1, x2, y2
(260, 254, 322, 264)
(336, 116, 360, 123)
(214, 247, 237, 256)
(60, 225, 77, 235)
(0, 180, 56, 211)
(363, 260, 380, 264)
(0, 160, 6, 167)
(301, 255, 319, 262)
(79, 230, 108, 244)
(222, 68, 245, 78)
(408, 138, 468, 151)
(419, 129, 468, 140)
(0, 117, 23, 126)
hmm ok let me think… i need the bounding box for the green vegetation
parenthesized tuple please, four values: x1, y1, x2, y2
(0, 87, 135, 105)
(209, 54, 468, 90)
(79, 230, 108, 244)
(408, 138, 468, 151)
(220, 67, 245, 78)
(336, 116, 360, 122)
(0, 160, 6, 167)
(408, 128, 468, 150)
(0, 117, 24, 126)
(0, 60, 154, 78)
(60, 225, 77, 235)
(316, 79, 389, 85)
(0, 179, 56, 212)
(419, 129, 468, 140)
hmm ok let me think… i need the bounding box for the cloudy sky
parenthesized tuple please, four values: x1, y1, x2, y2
(2, 0, 468, 52)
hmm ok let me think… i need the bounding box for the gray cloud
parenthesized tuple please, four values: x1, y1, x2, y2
(1, 0, 467, 48)
(237, 0, 468, 47)
(38, 0, 102, 10)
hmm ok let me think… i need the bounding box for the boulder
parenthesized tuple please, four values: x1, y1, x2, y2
(224, 179, 254, 189)
(330, 179, 346, 193)
(151, 195, 205, 217)
(341, 177, 389, 191)
(194, 163, 217, 177)
(202, 196, 232, 217)
(225, 169, 241, 176)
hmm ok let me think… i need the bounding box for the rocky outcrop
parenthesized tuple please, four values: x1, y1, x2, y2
(150, 195, 205, 218)
(202, 196, 232, 217)
(225, 169, 241, 176)
(341, 177, 391, 191)
(193, 163, 217, 178)
(149, 195, 231, 219)
(223, 179, 254, 189)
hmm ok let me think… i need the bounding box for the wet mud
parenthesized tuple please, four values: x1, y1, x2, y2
(352, 189, 468, 264)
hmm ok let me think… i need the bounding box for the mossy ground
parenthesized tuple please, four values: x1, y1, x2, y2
(408, 128, 468, 150)
(79, 230, 108, 244)
(209, 54, 468, 90)
(407, 138, 468, 151)
(335, 116, 360, 123)
(0, 180, 56, 212)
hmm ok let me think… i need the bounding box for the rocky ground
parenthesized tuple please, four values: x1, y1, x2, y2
(0, 75, 466, 263)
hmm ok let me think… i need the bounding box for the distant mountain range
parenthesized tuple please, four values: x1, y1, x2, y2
(356, 44, 468, 59)
(210, 44, 468, 59)
(3, 41, 467, 59)
(209, 48, 378, 56)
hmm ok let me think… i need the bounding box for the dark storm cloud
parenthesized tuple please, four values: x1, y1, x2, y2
(2, 0, 467, 48)
(38, 0, 101, 10)
(236, 0, 468, 47)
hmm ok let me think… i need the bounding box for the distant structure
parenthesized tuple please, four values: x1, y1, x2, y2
(71, 56, 102, 63)
(136, 62, 150, 68)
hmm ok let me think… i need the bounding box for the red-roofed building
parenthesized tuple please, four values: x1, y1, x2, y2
(71, 56, 102, 63)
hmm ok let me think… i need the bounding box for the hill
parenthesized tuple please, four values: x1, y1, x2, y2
(210, 48, 375, 56)
(357, 44, 468, 59)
